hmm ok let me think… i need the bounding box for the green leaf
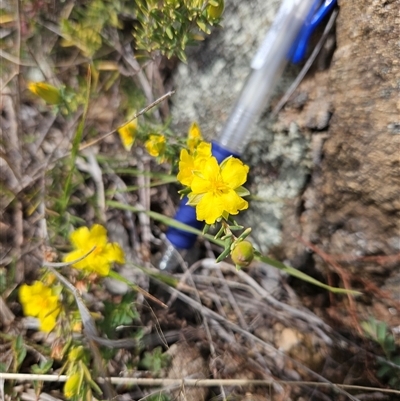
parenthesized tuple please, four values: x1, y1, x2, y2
(196, 20, 210, 34)
(31, 359, 53, 374)
(391, 355, 400, 366)
(361, 320, 376, 339)
(166, 27, 173, 40)
(377, 321, 388, 345)
(255, 252, 363, 296)
(202, 224, 210, 235)
(235, 186, 250, 197)
(228, 225, 244, 231)
(215, 244, 231, 263)
(140, 347, 170, 375)
(377, 363, 392, 378)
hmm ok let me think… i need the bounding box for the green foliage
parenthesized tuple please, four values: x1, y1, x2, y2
(140, 346, 170, 375)
(12, 335, 27, 372)
(134, 0, 224, 61)
(60, 0, 122, 57)
(31, 359, 54, 397)
(147, 393, 171, 401)
(100, 292, 140, 337)
(362, 318, 400, 389)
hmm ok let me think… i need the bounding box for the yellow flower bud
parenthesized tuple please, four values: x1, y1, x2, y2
(68, 346, 85, 362)
(231, 240, 254, 268)
(144, 134, 166, 158)
(28, 82, 62, 105)
(206, 0, 224, 20)
(64, 372, 81, 399)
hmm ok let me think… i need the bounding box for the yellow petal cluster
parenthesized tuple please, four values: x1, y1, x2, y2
(63, 224, 125, 276)
(177, 138, 250, 225)
(118, 118, 137, 151)
(145, 134, 166, 157)
(188, 156, 249, 224)
(19, 281, 61, 332)
(177, 141, 211, 187)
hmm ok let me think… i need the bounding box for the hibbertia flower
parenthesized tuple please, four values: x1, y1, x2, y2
(19, 281, 61, 332)
(187, 155, 250, 224)
(64, 224, 125, 276)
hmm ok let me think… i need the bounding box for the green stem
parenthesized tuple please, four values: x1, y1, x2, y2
(107, 200, 361, 295)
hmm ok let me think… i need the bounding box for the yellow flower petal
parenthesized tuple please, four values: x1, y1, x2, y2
(103, 243, 125, 264)
(145, 134, 166, 157)
(195, 142, 212, 158)
(69, 226, 91, 249)
(221, 157, 249, 189)
(19, 281, 61, 332)
(220, 190, 248, 215)
(65, 225, 125, 276)
(196, 192, 224, 224)
(177, 149, 195, 186)
(118, 119, 137, 151)
(39, 308, 59, 332)
(88, 224, 108, 246)
(64, 249, 87, 269)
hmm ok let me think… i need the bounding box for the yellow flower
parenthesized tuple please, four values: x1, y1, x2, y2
(118, 118, 137, 151)
(177, 141, 212, 187)
(145, 134, 166, 157)
(64, 224, 125, 276)
(64, 372, 82, 399)
(19, 281, 61, 332)
(188, 156, 249, 224)
(28, 82, 62, 105)
(187, 122, 202, 153)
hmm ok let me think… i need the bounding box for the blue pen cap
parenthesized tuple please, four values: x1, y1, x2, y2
(166, 141, 241, 250)
(166, 198, 204, 249)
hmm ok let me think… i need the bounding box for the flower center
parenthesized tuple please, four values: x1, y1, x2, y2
(92, 245, 103, 256)
(209, 176, 229, 196)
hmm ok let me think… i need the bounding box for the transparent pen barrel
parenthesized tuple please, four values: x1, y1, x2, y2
(218, 0, 316, 155)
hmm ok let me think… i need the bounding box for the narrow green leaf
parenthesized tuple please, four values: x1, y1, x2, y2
(377, 322, 388, 345)
(255, 253, 362, 296)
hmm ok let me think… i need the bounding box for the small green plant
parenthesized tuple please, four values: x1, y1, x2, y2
(31, 359, 54, 398)
(140, 346, 171, 376)
(134, 0, 224, 61)
(362, 317, 400, 389)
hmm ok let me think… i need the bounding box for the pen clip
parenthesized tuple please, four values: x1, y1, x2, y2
(290, 0, 337, 64)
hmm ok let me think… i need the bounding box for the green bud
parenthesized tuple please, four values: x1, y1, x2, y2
(28, 82, 62, 105)
(206, 0, 224, 20)
(231, 240, 254, 268)
(68, 346, 84, 362)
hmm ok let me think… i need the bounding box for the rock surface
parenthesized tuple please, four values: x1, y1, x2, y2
(171, 0, 400, 328)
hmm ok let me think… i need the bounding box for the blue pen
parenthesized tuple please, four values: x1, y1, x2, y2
(160, 0, 336, 270)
